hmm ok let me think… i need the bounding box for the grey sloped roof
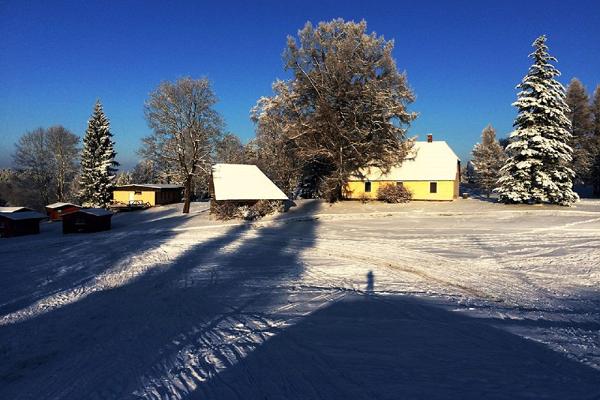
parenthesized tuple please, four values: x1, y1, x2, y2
(0, 210, 47, 221)
(66, 208, 113, 217)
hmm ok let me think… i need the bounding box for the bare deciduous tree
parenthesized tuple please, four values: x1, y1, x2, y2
(253, 19, 416, 201)
(13, 126, 80, 207)
(215, 133, 245, 164)
(47, 126, 80, 201)
(143, 77, 223, 213)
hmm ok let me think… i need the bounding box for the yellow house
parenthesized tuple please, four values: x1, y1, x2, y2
(345, 136, 461, 201)
(112, 184, 183, 206)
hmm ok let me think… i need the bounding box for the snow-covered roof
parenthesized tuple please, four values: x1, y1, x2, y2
(212, 164, 288, 201)
(113, 184, 184, 191)
(0, 210, 47, 221)
(68, 208, 114, 217)
(0, 206, 32, 213)
(351, 141, 460, 181)
(45, 202, 79, 209)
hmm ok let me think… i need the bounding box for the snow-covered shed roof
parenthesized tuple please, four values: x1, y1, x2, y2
(113, 184, 183, 191)
(351, 141, 460, 181)
(0, 210, 47, 221)
(0, 206, 33, 213)
(212, 164, 288, 201)
(66, 208, 113, 217)
(46, 202, 79, 209)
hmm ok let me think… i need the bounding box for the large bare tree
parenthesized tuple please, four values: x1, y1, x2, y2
(253, 19, 416, 201)
(47, 126, 80, 201)
(214, 133, 245, 164)
(13, 126, 80, 207)
(143, 77, 223, 213)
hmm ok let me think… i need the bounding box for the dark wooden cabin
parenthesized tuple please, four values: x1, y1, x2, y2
(45, 202, 81, 221)
(0, 210, 47, 237)
(62, 208, 113, 234)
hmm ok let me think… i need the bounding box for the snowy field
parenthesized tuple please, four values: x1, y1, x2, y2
(1, 198, 600, 399)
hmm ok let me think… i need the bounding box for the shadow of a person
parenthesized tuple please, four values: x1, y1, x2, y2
(366, 270, 374, 294)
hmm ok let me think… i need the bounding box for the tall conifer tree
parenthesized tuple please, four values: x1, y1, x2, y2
(79, 101, 118, 207)
(496, 35, 577, 205)
(565, 78, 593, 183)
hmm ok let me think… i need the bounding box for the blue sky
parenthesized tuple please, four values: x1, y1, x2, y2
(1, 0, 599, 169)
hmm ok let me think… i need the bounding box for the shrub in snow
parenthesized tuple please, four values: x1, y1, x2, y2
(377, 183, 412, 203)
(210, 200, 286, 220)
(496, 35, 578, 206)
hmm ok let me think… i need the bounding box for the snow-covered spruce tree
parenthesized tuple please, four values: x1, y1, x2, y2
(79, 101, 118, 207)
(496, 35, 578, 205)
(471, 125, 506, 197)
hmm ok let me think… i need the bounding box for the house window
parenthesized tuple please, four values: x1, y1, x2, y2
(429, 182, 437, 193)
(134, 191, 142, 195)
(396, 181, 403, 186)
(365, 182, 372, 193)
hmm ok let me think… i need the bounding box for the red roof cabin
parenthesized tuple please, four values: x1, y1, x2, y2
(45, 202, 81, 221)
(62, 208, 114, 234)
(0, 207, 48, 238)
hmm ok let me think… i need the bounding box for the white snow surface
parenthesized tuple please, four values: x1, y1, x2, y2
(212, 163, 288, 200)
(1, 199, 599, 399)
(45, 202, 78, 209)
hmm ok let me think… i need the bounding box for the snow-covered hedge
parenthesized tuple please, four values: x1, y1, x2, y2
(210, 200, 287, 220)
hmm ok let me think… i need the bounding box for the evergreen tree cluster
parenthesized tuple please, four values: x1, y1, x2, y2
(565, 79, 600, 194)
(79, 101, 119, 207)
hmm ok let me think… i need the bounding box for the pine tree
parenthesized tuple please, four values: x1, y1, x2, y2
(471, 125, 506, 197)
(79, 101, 118, 207)
(496, 35, 578, 205)
(565, 78, 593, 183)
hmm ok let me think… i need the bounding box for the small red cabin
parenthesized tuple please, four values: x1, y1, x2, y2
(62, 208, 113, 234)
(0, 209, 47, 237)
(45, 202, 81, 221)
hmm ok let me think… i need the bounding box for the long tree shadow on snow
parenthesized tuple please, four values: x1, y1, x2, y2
(0, 206, 201, 315)
(0, 200, 321, 400)
(194, 293, 600, 400)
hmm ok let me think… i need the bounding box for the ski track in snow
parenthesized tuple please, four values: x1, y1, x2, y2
(1, 201, 600, 399)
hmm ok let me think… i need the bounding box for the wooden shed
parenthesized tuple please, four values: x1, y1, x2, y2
(0, 210, 47, 238)
(112, 184, 183, 206)
(62, 208, 113, 234)
(45, 202, 81, 221)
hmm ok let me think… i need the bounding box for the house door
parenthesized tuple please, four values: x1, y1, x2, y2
(129, 192, 134, 202)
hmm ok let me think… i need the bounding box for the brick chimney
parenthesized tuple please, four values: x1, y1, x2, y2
(427, 134, 433, 143)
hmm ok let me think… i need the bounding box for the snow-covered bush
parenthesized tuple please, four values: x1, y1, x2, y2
(210, 200, 286, 220)
(377, 183, 412, 203)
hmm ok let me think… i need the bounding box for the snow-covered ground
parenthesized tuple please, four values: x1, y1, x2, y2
(1, 199, 599, 399)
